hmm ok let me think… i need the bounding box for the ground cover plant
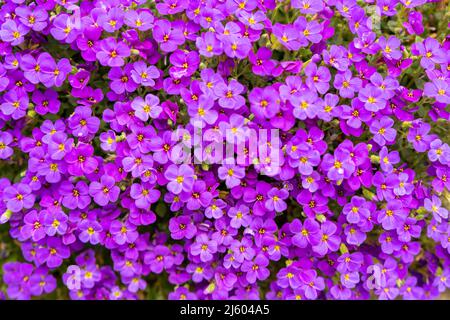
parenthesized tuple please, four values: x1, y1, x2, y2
(0, 0, 449, 300)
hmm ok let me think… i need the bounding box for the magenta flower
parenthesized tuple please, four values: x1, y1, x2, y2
(4, 183, 35, 213)
(265, 188, 289, 212)
(65, 144, 98, 176)
(0, 19, 29, 45)
(377, 200, 407, 230)
(153, 19, 185, 52)
(60, 180, 91, 210)
(0, 132, 14, 159)
(289, 218, 321, 248)
(68, 107, 100, 138)
(130, 183, 160, 209)
(96, 38, 130, 67)
(131, 94, 162, 122)
(130, 61, 159, 87)
(214, 79, 245, 110)
(164, 164, 195, 194)
(218, 163, 246, 188)
(169, 215, 197, 240)
(370, 116, 397, 146)
(169, 50, 200, 79)
(89, 175, 120, 206)
(21, 210, 45, 241)
(109, 220, 138, 245)
(241, 254, 270, 283)
(312, 221, 341, 256)
(190, 234, 218, 262)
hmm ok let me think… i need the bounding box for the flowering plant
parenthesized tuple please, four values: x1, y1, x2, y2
(0, 0, 449, 300)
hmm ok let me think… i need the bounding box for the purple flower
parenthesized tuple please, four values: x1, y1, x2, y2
(300, 269, 325, 300)
(169, 50, 200, 79)
(108, 65, 138, 94)
(414, 38, 446, 69)
(377, 200, 407, 230)
(99, 130, 117, 152)
(130, 61, 159, 87)
(16, 6, 48, 32)
(32, 89, 60, 115)
(65, 143, 98, 176)
(407, 122, 433, 152)
(89, 175, 120, 206)
(153, 19, 185, 52)
(424, 79, 450, 104)
(169, 215, 197, 240)
(0, 19, 29, 45)
(79, 218, 103, 245)
(265, 188, 289, 212)
(1, 90, 29, 120)
(241, 254, 270, 283)
(130, 183, 160, 209)
(228, 204, 252, 229)
(124, 9, 154, 31)
(305, 63, 331, 94)
(377, 36, 402, 60)
(248, 47, 277, 76)
(218, 163, 246, 188)
(379, 146, 400, 173)
(131, 94, 162, 122)
(289, 218, 321, 248)
(68, 107, 100, 138)
(96, 38, 130, 67)
(190, 234, 218, 262)
(370, 116, 397, 146)
(403, 11, 424, 35)
(334, 70, 362, 98)
(0, 132, 14, 159)
(50, 14, 78, 43)
(144, 246, 175, 274)
(321, 147, 355, 181)
(60, 180, 91, 210)
(110, 220, 138, 245)
(223, 35, 252, 59)
(4, 183, 35, 213)
(37, 237, 70, 269)
(359, 85, 387, 112)
(312, 221, 341, 256)
(21, 210, 45, 241)
(343, 196, 370, 224)
(424, 195, 448, 223)
(164, 164, 195, 194)
(43, 210, 68, 237)
(214, 79, 245, 110)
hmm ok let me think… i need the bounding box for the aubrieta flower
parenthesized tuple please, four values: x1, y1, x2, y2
(131, 94, 162, 122)
(0, 0, 449, 302)
(164, 164, 195, 194)
(89, 175, 120, 206)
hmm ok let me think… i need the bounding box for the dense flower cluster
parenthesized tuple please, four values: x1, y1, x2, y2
(0, 0, 449, 300)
